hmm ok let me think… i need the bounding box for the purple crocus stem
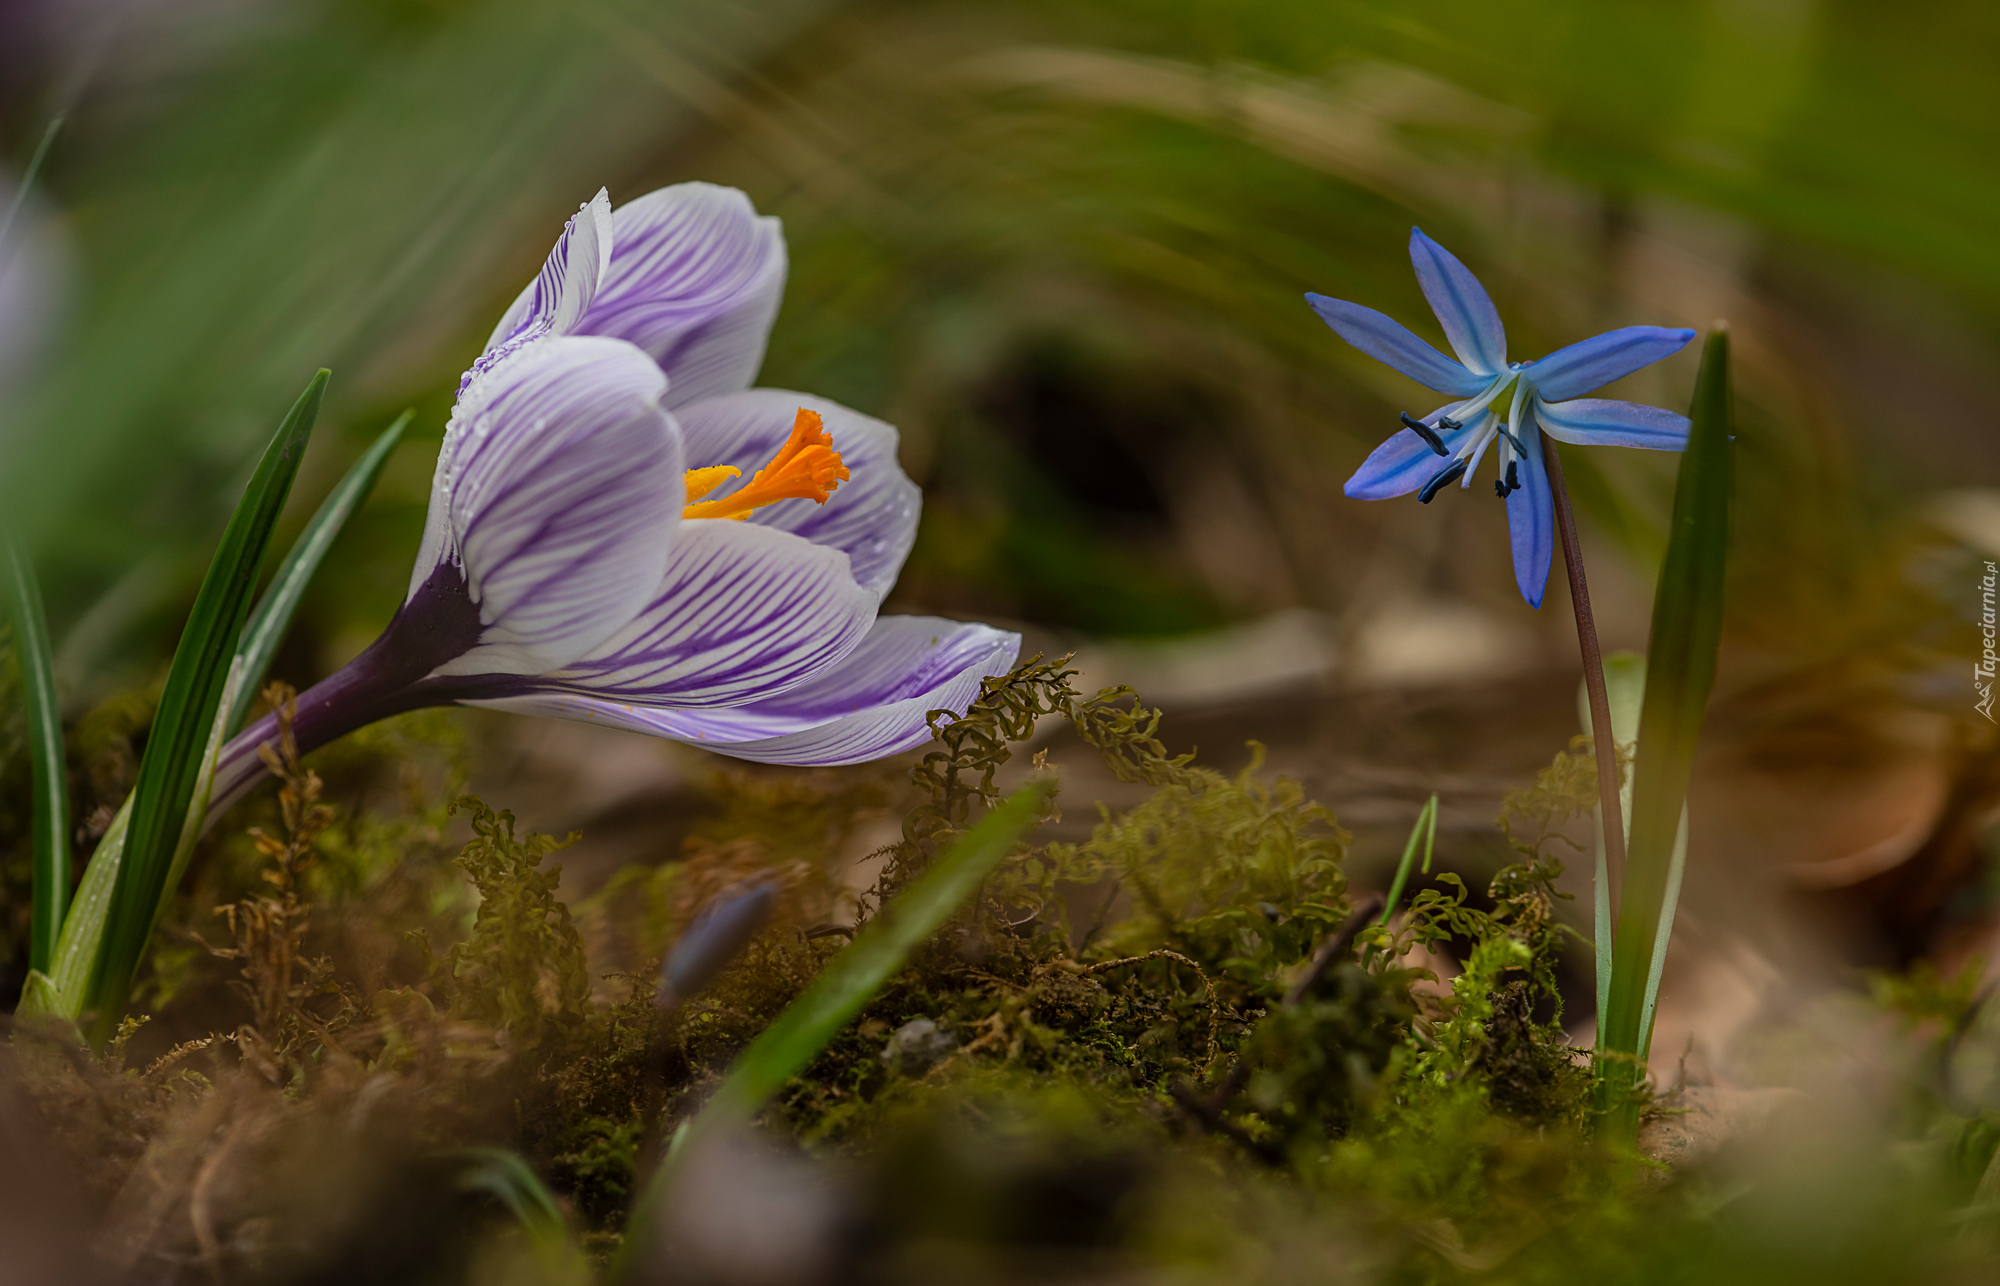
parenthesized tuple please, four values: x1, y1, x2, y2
(206, 563, 485, 825)
(1541, 431, 1627, 924)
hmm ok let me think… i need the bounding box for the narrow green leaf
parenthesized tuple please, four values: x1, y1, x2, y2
(1378, 793, 1438, 926)
(1638, 805, 1689, 1061)
(30, 624, 243, 1023)
(620, 781, 1053, 1269)
(447, 1147, 568, 1242)
(84, 370, 329, 1039)
(3, 540, 70, 974)
(1596, 331, 1733, 1141)
(38, 400, 391, 1017)
(28, 794, 129, 1021)
(701, 780, 1053, 1125)
(1593, 829, 1612, 1028)
(0, 115, 63, 257)
(154, 659, 248, 939)
(1581, 652, 1646, 1027)
(228, 410, 410, 734)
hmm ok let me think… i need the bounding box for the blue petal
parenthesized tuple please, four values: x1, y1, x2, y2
(1306, 294, 1486, 396)
(1524, 326, 1695, 402)
(1504, 426, 1555, 608)
(1344, 405, 1471, 499)
(1408, 229, 1507, 375)
(1534, 397, 1690, 451)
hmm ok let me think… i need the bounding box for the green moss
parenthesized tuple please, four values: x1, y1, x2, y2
(19, 658, 2000, 1281)
(424, 797, 590, 1056)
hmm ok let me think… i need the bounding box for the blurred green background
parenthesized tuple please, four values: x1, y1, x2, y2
(3, 0, 1999, 993)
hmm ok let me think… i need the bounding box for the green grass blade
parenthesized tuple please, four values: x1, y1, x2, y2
(1638, 805, 1690, 1061)
(0, 115, 63, 257)
(83, 371, 328, 1039)
(25, 794, 130, 1022)
(1581, 652, 1646, 1031)
(1594, 831, 1612, 1027)
(26, 660, 245, 1024)
(40, 403, 389, 1014)
(4, 540, 71, 974)
(448, 1147, 567, 1242)
(1378, 793, 1438, 926)
(1596, 332, 1733, 1140)
(700, 780, 1052, 1125)
(154, 659, 247, 939)
(227, 410, 409, 734)
(620, 781, 1053, 1270)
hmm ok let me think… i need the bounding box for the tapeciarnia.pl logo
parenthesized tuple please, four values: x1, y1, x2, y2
(1980, 560, 1998, 722)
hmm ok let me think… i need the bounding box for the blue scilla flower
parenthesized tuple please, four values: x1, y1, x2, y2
(1309, 230, 1695, 607)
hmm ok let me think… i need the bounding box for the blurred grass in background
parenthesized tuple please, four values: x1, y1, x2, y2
(2, 0, 1997, 978)
(4, 0, 1993, 659)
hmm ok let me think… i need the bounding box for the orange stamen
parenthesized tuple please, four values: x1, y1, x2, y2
(682, 408, 849, 521)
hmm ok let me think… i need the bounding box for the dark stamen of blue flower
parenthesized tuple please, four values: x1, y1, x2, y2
(1400, 412, 1449, 457)
(1493, 460, 1522, 499)
(1438, 415, 1463, 431)
(1418, 459, 1468, 503)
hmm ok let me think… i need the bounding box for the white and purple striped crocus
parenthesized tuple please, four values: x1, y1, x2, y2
(209, 184, 1019, 816)
(1310, 229, 1696, 607)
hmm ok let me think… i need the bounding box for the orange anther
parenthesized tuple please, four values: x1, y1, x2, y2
(682, 408, 848, 522)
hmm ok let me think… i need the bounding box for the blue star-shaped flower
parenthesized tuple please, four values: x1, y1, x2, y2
(1309, 230, 1695, 607)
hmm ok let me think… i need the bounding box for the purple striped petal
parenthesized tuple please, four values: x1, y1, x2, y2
(417, 336, 682, 677)
(1305, 294, 1486, 396)
(1344, 404, 1474, 500)
(473, 617, 1019, 766)
(1408, 229, 1507, 376)
(676, 389, 920, 595)
(478, 190, 614, 366)
(1534, 397, 1690, 451)
(1504, 426, 1554, 609)
(515, 520, 877, 708)
(573, 183, 787, 410)
(1524, 326, 1695, 402)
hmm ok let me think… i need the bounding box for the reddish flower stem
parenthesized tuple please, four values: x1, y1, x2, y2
(1541, 431, 1626, 927)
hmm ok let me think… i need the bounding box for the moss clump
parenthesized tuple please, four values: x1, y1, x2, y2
(35, 658, 2000, 1283)
(421, 797, 590, 1056)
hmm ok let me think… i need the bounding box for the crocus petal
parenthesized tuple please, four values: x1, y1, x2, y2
(677, 388, 920, 595)
(481, 189, 615, 359)
(574, 183, 787, 410)
(475, 616, 1019, 766)
(515, 520, 877, 708)
(416, 336, 682, 677)
(1344, 405, 1474, 500)
(1504, 424, 1555, 609)
(1408, 228, 1506, 375)
(1305, 294, 1487, 396)
(1534, 397, 1690, 451)
(1525, 326, 1695, 402)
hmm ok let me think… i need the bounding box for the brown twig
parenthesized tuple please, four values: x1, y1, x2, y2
(1081, 948, 1220, 1065)
(1168, 1075, 1284, 1163)
(1282, 893, 1385, 1008)
(1173, 894, 1387, 1160)
(1541, 433, 1627, 932)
